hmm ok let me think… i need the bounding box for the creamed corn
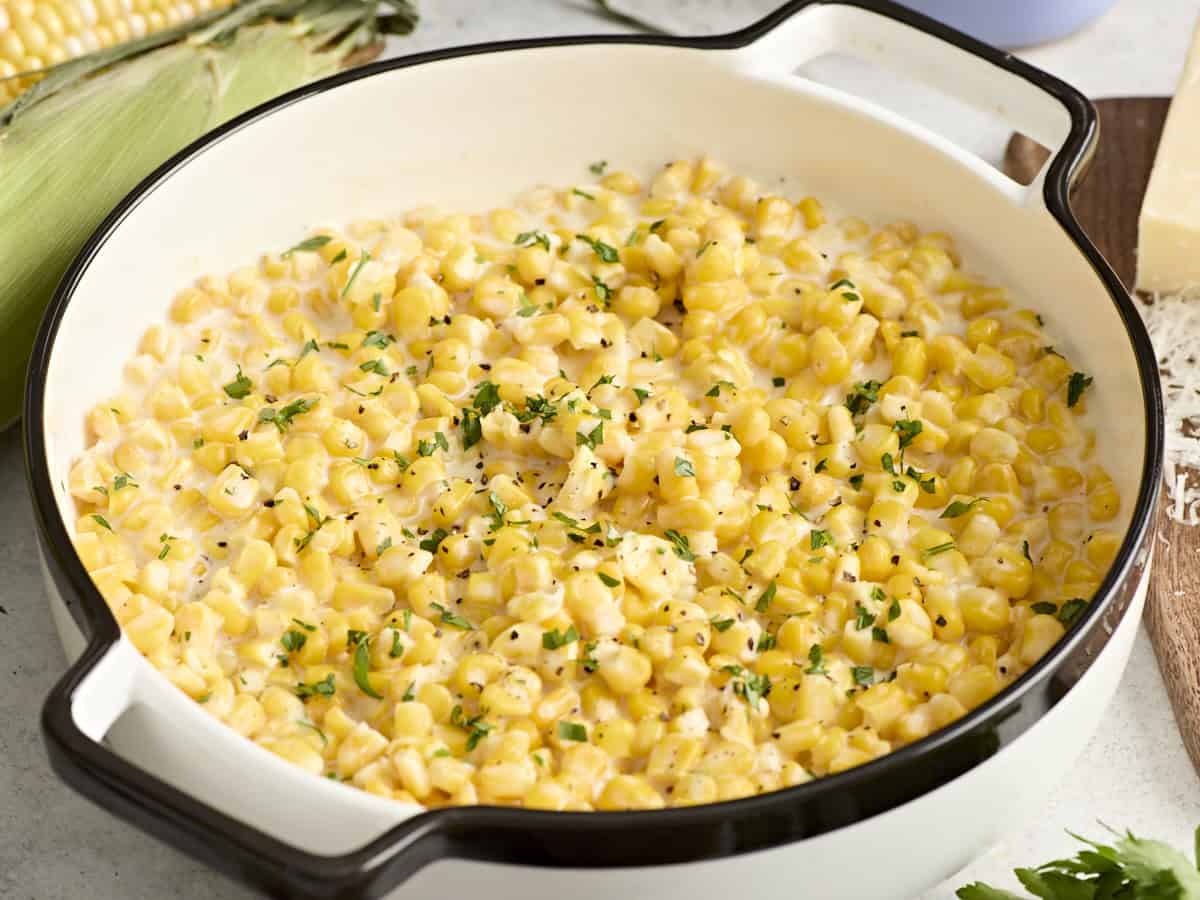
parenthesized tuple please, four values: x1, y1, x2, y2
(69, 158, 1117, 810)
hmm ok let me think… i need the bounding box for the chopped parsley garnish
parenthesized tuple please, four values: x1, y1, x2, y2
(291, 618, 316, 632)
(722, 665, 771, 706)
(515, 230, 552, 251)
(345, 383, 383, 399)
(350, 632, 383, 699)
(258, 398, 317, 431)
(893, 418, 923, 451)
(757, 632, 777, 652)
(674, 457, 695, 478)
(460, 411, 483, 449)
(804, 643, 828, 675)
(1058, 598, 1087, 626)
(417, 431, 449, 457)
(706, 380, 736, 398)
(361, 330, 394, 349)
(282, 235, 331, 257)
(543, 625, 580, 650)
(485, 492, 508, 532)
(376, 536, 392, 556)
(941, 498, 985, 518)
(113, 472, 138, 491)
(295, 673, 336, 701)
(663, 529, 696, 562)
(845, 380, 882, 416)
(431, 601, 473, 630)
(892, 480, 907, 493)
(849, 473, 864, 490)
(810, 529, 833, 551)
(872, 626, 890, 644)
(359, 358, 388, 376)
(450, 704, 493, 750)
(419, 527, 449, 553)
(330, 248, 347, 264)
(815, 458, 829, 474)
(576, 234, 619, 263)
(91, 514, 112, 531)
(907, 466, 937, 493)
(558, 721, 588, 742)
(1067, 371, 1093, 408)
(597, 572, 621, 588)
(340, 250, 371, 300)
(580, 641, 599, 673)
(588, 160, 608, 175)
(388, 630, 405, 659)
(870, 586, 887, 604)
(755, 581, 777, 613)
(888, 598, 902, 621)
(649, 219, 666, 234)
(510, 394, 558, 425)
(576, 421, 604, 450)
(854, 603, 873, 629)
(922, 541, 956, 559)
(223, 366, 253, 399)
(157, 533, 175, 559)
(1031, 602, 1058, 616)
(294, 504, 328, 552)
(516, 292, 540, 317)
(882, 453, 896, 475)
(591, 275, 612, 303)
(633, 387, 651, 403)
(572, 188, 596, 201)
(852, 666, 874, 686)
(460, 382, 502, 450)
(279, 628, 307, 652)
(401, 681, 416, 702)
(711, 616, 736, 633)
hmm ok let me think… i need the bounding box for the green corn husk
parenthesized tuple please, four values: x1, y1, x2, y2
(0, 0, 417, 428)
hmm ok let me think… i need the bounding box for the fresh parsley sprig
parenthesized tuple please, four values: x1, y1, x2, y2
(957, 825, 1200, 899)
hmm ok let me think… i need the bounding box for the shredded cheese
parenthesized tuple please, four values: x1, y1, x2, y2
(1138, 294, 1200, 523)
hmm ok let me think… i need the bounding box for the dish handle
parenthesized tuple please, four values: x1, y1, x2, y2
(727, 0, 1097, 209)
(41, 627, 447, 899)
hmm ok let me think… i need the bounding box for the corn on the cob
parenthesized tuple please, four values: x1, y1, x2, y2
(0, 0, 417, 426)
(0, 0, 240, 101)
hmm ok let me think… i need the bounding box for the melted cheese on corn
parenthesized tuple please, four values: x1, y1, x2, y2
(69, 158, 1121, 810)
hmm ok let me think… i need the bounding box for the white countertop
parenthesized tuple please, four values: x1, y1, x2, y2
(2, 1, 1198, 897)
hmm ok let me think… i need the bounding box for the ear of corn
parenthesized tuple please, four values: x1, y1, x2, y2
(0, 0, 416, 427)
(0, 0, 241, 102)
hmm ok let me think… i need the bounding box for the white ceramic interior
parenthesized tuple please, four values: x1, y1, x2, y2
(36, 4, 1152, 898)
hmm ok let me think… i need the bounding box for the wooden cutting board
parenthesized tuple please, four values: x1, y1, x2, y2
(1006, 98, 1200, 773)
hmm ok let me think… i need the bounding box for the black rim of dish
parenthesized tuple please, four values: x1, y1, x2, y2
(25, 1, 1164, 897)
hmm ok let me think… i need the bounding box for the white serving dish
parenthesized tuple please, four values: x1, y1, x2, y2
(26, 1, 1162, 897)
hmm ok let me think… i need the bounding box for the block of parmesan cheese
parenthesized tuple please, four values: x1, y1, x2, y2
(1138, 20, 1200, 295)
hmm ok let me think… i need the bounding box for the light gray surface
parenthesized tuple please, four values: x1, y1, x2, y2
(5, 0, 1200, 897)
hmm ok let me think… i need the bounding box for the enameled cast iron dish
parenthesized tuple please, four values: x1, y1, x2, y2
(26, 2, 1163, 897)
